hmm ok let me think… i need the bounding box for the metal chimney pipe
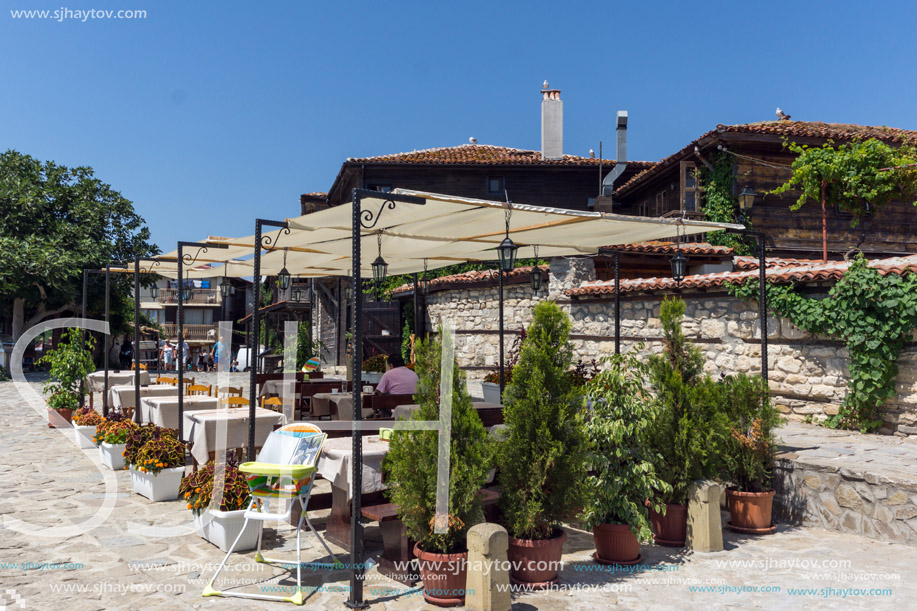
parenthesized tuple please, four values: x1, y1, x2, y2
(602, 111, 628, 196)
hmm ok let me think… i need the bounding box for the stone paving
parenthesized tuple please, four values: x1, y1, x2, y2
(1, 374, 915, 610)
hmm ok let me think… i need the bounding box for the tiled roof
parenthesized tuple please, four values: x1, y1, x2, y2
(610, 241, 733, 256)
(346, 143, 655, 169)
(732, 256, 824, 270)
(614, 120, 917, 198)
(301, 192, 328, 198)
(391, 265, 547, 296)
(566, 255, 917, 297)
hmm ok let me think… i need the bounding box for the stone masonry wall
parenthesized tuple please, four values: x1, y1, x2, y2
(420, 262, 917, 437)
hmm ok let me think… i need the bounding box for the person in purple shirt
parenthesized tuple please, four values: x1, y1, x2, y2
(375, 353, 418, 395)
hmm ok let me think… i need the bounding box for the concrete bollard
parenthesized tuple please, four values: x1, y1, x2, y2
(465, 523, 511, 611)
(687, 480, 724, 552)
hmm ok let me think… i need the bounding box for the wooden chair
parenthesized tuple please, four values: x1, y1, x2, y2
(156, 376, 178, 386)
(214, 386, 244, 398)
(261, 396, 284, 414)
(187, 384, 212, 396)
(222, 396, 250, 408)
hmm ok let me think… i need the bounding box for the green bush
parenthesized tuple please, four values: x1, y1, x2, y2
(646, 298, 729, 504)
(721, 374, 780, 492)
(580, 352, 670, 541)
(38, 329, 95, 412)
(496, 301, 588, 540)
(382, 330, 490, 553)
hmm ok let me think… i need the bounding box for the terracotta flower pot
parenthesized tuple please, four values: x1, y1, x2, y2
(507, 529, 567, 588)
(648, 503, 687, 547)
(592, 523, 641, 564)
(413, 543, 467, 607)
(726, 488, 775, 533)
(48, 408, 73, 428)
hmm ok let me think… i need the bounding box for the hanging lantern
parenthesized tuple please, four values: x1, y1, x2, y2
(497, 237, 518, 273)
(530, 246, 542, 291)
(181, 285, 192, 301)
(371, 255, 388, 285)
(150, 285, 159, 300)
(219, 276, 232, 298)
(670, 251, 687, 284)
(738, 185, 757, 211)
(277, 267, 291, 290)
(292, 288, 303, 302)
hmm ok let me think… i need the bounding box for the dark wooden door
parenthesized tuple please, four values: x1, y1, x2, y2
(362, 299, 401, 358)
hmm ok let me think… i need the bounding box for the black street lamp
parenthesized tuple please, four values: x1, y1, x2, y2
(150, 284, 159, 300)
(738, 185, 757, 212)
(220, 276, 232, 299)
(530, 246, 542, 291)
(497, 236, 517, 273)
(372, 232, 388, 297)
(181, 285, 192, 301)
(670, 250, 687, 284)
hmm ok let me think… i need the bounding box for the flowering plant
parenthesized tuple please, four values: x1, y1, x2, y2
(179, 459, 251, 516)
(73, 407, 103, 427)
(92, 413, 137, 445)
(124, 425, 185, 475)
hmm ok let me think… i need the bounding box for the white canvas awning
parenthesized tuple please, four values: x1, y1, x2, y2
(150, 189, 742, 278)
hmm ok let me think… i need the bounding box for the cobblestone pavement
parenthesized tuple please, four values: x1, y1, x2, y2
(1, 374, 915, 610)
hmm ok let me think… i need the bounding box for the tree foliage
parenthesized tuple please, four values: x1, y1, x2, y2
(698, 152, 754, 255)
(0, 150, 158, 340)
(646, 298, 730, 504)
(774, 138, 917, 225)
(496, 301, 588, 540)
(580, 352, 670, 540)
(382, 331, 490, 553)
(728, 255, 917, 432)
(38, 328, 95, 412)
(721, 373, 780, 492)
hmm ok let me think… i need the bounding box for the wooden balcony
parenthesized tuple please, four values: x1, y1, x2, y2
(162, 324, 217, 342)
(158, 288, 222, 305)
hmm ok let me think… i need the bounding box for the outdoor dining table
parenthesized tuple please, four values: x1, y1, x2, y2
(316, 435, 389, 550)
(258, 377, 346, 398)
(183, 407, 285, 465)
(311, 392, 375, 420)
(108, 384, 176, 417)
(140, 395, 218, 429)
(85, 370, 151, 393)
(393, 402, 503, 422)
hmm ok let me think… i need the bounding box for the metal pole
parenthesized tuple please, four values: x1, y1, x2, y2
(80, 269, 89, 408)
(412, 273, 419, 348)
(133, 256, 141, 424)
(177, 243, 185, 439)
(498, 265, 505, 394)
(348, 188, 367, 608)
(103, 264, 110, 416)
(614, 251, 621, 355)
(248, 221, 261, 460)
(758, 236, 768, 385)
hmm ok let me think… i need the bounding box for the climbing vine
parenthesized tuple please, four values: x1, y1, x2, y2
(728, 255, 917, 432)
(698, 152, 754, 255)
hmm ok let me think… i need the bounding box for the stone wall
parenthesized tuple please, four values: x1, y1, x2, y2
(419, 261, 917, 437)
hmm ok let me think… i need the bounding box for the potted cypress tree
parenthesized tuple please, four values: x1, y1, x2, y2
(722, 373, 780, 533)
(581, 352, 670, 564)
(383, 330, 490, 607)
(646, 297, 728, 547)
(496, 301, 587, 587)
(37, 329, 95, 428)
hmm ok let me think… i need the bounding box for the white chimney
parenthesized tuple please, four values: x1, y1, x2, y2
(541, 82, 563, 160)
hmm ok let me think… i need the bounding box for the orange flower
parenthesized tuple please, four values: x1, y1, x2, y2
(187, 503, 192, 509)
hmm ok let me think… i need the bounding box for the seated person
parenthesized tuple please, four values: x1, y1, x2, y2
(375, 354, 418, 395)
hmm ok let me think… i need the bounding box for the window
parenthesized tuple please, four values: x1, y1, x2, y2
(486, 176, 505, 195)
(680, 161, 700, 212)
(654, 190, 668, 216)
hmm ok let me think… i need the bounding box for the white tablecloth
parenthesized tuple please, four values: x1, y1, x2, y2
(85, 370, 150, 393)
(393, 402, 503, 421)
(184, 408, 284, 464)
(312, 392, 374, 420)
(317, 436, 389, 500)
(140, 395, 218, 429)
(109, 384, 176, 412)
(259, 377, 348, 397)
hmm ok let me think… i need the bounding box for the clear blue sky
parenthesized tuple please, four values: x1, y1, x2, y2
(3, 0, 915, 252)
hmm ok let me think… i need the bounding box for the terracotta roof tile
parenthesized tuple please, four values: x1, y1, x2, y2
(566, 255, 917, 297)
(609, 241, 733, 256)
(347, 143, 655, 169)
(614, 120, 917, 198)
(391, 265, 546, 295)
(732, 256, 824, 270)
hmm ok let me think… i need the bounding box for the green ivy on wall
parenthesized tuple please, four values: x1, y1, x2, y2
(727, 255, 917, 432)
(698, 152, 754, 256)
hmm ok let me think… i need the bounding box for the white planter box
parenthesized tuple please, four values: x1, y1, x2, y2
(99, 442, 126, 470)
(194, 509, 262, 552)
(482, 382, 502, 404)
(74, 424, 96, 449)
(360, 371, 383, 384)
(129, 466, 184, 502)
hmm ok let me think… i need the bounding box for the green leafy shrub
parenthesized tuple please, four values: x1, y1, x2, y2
(580, 352, 670, 541)
(721, 374, 780, 492)
(646, 297, 729, 504)
(382, 330, 490, 553)
(179, 460, 251, 515)
(38, 329, 95, 412)
(361, 354, 388, 373)
(496, 301, 588, 540)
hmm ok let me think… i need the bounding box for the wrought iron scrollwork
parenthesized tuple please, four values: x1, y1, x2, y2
(181, 246, 212, 268)
(145, 259, 162, 273)
(260, 225, 292, 250)
(360, 199, 397, 230)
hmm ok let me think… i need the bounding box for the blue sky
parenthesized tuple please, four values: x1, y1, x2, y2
(2, 0, 915, 252)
